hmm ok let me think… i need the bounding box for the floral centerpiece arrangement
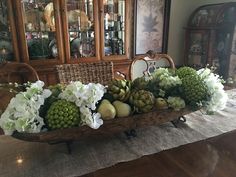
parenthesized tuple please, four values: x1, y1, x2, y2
(0, 81, 106, 135)
(0, 66, 228, 135)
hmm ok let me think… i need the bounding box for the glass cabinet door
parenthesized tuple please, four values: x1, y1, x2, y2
(0, 0, 19, 62)
(61, 0, 99, 62)
(16, 0, 64, 63)
(186, 31, 209, 68)
(101, 0, 129, 60)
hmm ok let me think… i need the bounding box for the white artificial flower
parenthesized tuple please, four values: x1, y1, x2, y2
(198, 68, 228, 113)
(60, 81, 106, 129)
(83, 83, 106, 110)
(90, 113, 103, 129)
(0, 117, 15, 135)
(59, 81, 84, 103)
(197, 68, 211, 78)
(31, 80, 45, 89)
(80, 106, 103, 129)
(151, 68, 182, 90)
(15, 117, 31, 132)
(42, 89, 52, 99)
(0, 80, 51, 135)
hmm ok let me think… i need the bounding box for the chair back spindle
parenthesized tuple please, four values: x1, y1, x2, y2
(130, 51, 175, 80)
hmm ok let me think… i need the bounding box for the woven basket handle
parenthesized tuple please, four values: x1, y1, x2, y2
(0, 62, 39, 83)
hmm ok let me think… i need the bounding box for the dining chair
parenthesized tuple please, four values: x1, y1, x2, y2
(56, 61, 114, 85)
(130, 50, 175, 80)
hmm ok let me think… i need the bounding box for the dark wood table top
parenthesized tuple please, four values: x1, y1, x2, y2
(82, 129, 236, 177)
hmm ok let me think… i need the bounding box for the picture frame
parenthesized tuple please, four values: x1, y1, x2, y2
(134, 0, 171, 55)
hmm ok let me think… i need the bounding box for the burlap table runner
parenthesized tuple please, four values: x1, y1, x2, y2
(0, 89, 235, 177)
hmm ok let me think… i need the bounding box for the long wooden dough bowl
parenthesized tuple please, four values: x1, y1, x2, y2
(12, 108, 193, 143)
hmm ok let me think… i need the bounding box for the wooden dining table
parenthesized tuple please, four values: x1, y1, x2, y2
(81, 129, 236, 177)
(0, 89, 235, 177)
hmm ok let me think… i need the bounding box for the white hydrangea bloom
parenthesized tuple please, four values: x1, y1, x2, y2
(59, 81, 84, 103)
(153, 68, 182, 90)
(83, 83, 106, 110)
(198, 68, 228, 113)
(80, 106, 103, 129)
(0, 80, 51, 135)
(0, 117, 15, 135)
(59, 81, 106, 129)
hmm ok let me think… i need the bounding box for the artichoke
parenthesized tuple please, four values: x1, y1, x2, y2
(147, 78, 162, 97)
(107, 79, 131, 102)
(46, 99, 81, 130)
(129, 90, 155, 113)
(132, 76, 149, 90)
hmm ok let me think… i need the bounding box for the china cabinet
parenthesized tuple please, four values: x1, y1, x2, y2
(0, 0, 19, 62)
(184, 2, 236, 79)
(0, 0, 132, 85)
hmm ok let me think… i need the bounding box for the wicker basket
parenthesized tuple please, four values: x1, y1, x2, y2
(56, 61, 114, 85)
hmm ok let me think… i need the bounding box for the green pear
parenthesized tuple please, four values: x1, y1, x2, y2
(100, 99, 110, 105)
(155, 98, 168, 110)
(97, 99, 116, 120)
(112, 100, 131, 118)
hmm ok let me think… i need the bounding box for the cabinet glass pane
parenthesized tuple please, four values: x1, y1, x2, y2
(22, 0, 58, 60)
(0, 0, 14, 62)
(67, 0, 95, 59)
(191, 4, 221, 27)
(214, 32, 231, 79)
(187, 32, 208, 68)
(104, 0, 125, 56)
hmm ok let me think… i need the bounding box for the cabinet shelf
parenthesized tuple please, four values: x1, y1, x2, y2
(68, 29, 95, 33)
(105, 29, 124, 32)
(25, 31, 55, 33)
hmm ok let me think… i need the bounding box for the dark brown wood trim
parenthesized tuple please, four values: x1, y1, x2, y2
(7, 0, 20, 62)
(162, 0, 171, 53)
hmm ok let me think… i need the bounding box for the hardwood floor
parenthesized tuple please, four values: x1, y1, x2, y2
(81, 130, 236, 177)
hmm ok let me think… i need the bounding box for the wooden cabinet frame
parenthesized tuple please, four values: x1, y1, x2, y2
(0, 0, 20, 62)
(14, 0, 65, 66)
(99, 0, 131, 61)
(60, 0, 101, 63)
(8, 0, 20, 61)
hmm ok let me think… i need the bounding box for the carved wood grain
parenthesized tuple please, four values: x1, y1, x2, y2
(12, 108, 193, 143)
